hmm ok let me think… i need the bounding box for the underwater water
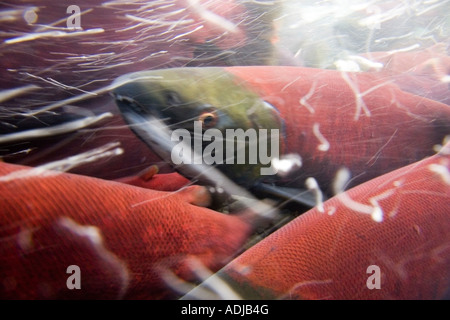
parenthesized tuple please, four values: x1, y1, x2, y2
(0, 0, 449, 300)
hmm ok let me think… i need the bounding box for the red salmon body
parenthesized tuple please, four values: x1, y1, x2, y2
(190, 144, 450, 299)
(225, 66, 450, 193)
(0, 162, 250, 299)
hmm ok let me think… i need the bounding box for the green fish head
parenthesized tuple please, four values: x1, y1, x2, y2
(112, 67, 284, 186)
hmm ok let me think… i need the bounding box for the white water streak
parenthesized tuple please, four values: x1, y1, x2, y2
(0, 112, 113, 144)
(0, 142, 123, 181)
(5, 28, 105, 45)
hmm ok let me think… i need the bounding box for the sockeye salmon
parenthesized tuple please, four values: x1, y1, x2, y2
(184, 142, 450, 300)
(112, 66, 450, 199)
(0, 161, 250, 299)
(360, 44, 450, 105)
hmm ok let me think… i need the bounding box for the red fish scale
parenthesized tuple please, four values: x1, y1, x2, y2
(175, 0, 248, 50)
(222, 149, 450, 299)
(227, 66, 450, 192)
(0, 162, 250, 299)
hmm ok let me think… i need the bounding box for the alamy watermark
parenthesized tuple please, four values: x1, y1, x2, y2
(66, 5, 82, 30)
(170, 121, 280, 175)
(65, 264, 382, 292)
(24, 5, 82, 29)
(66, 265, 81, 290)
(366, 265, 381, 290)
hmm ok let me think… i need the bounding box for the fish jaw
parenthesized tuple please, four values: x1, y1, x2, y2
(112, 67, 285, 187)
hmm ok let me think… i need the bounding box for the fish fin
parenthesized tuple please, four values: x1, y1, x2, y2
(177, 185, 212, 208)
(116, 168, 191, 192)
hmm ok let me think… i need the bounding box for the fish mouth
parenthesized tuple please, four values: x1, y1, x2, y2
(111, 72, 201, 131)
(112, 93, 278, 221)
(113, 93, 150, 117)
(111, 88, 173, 164)
(111, 87, 161, 121)
(110, 75, 206, 178)
(110, 70, 174, 122)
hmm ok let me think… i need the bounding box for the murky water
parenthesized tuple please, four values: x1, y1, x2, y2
(0, 0, 449, 300)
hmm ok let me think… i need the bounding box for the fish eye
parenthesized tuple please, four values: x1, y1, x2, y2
(199, 112, 217, 128)
(165, 91, 182, 106)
